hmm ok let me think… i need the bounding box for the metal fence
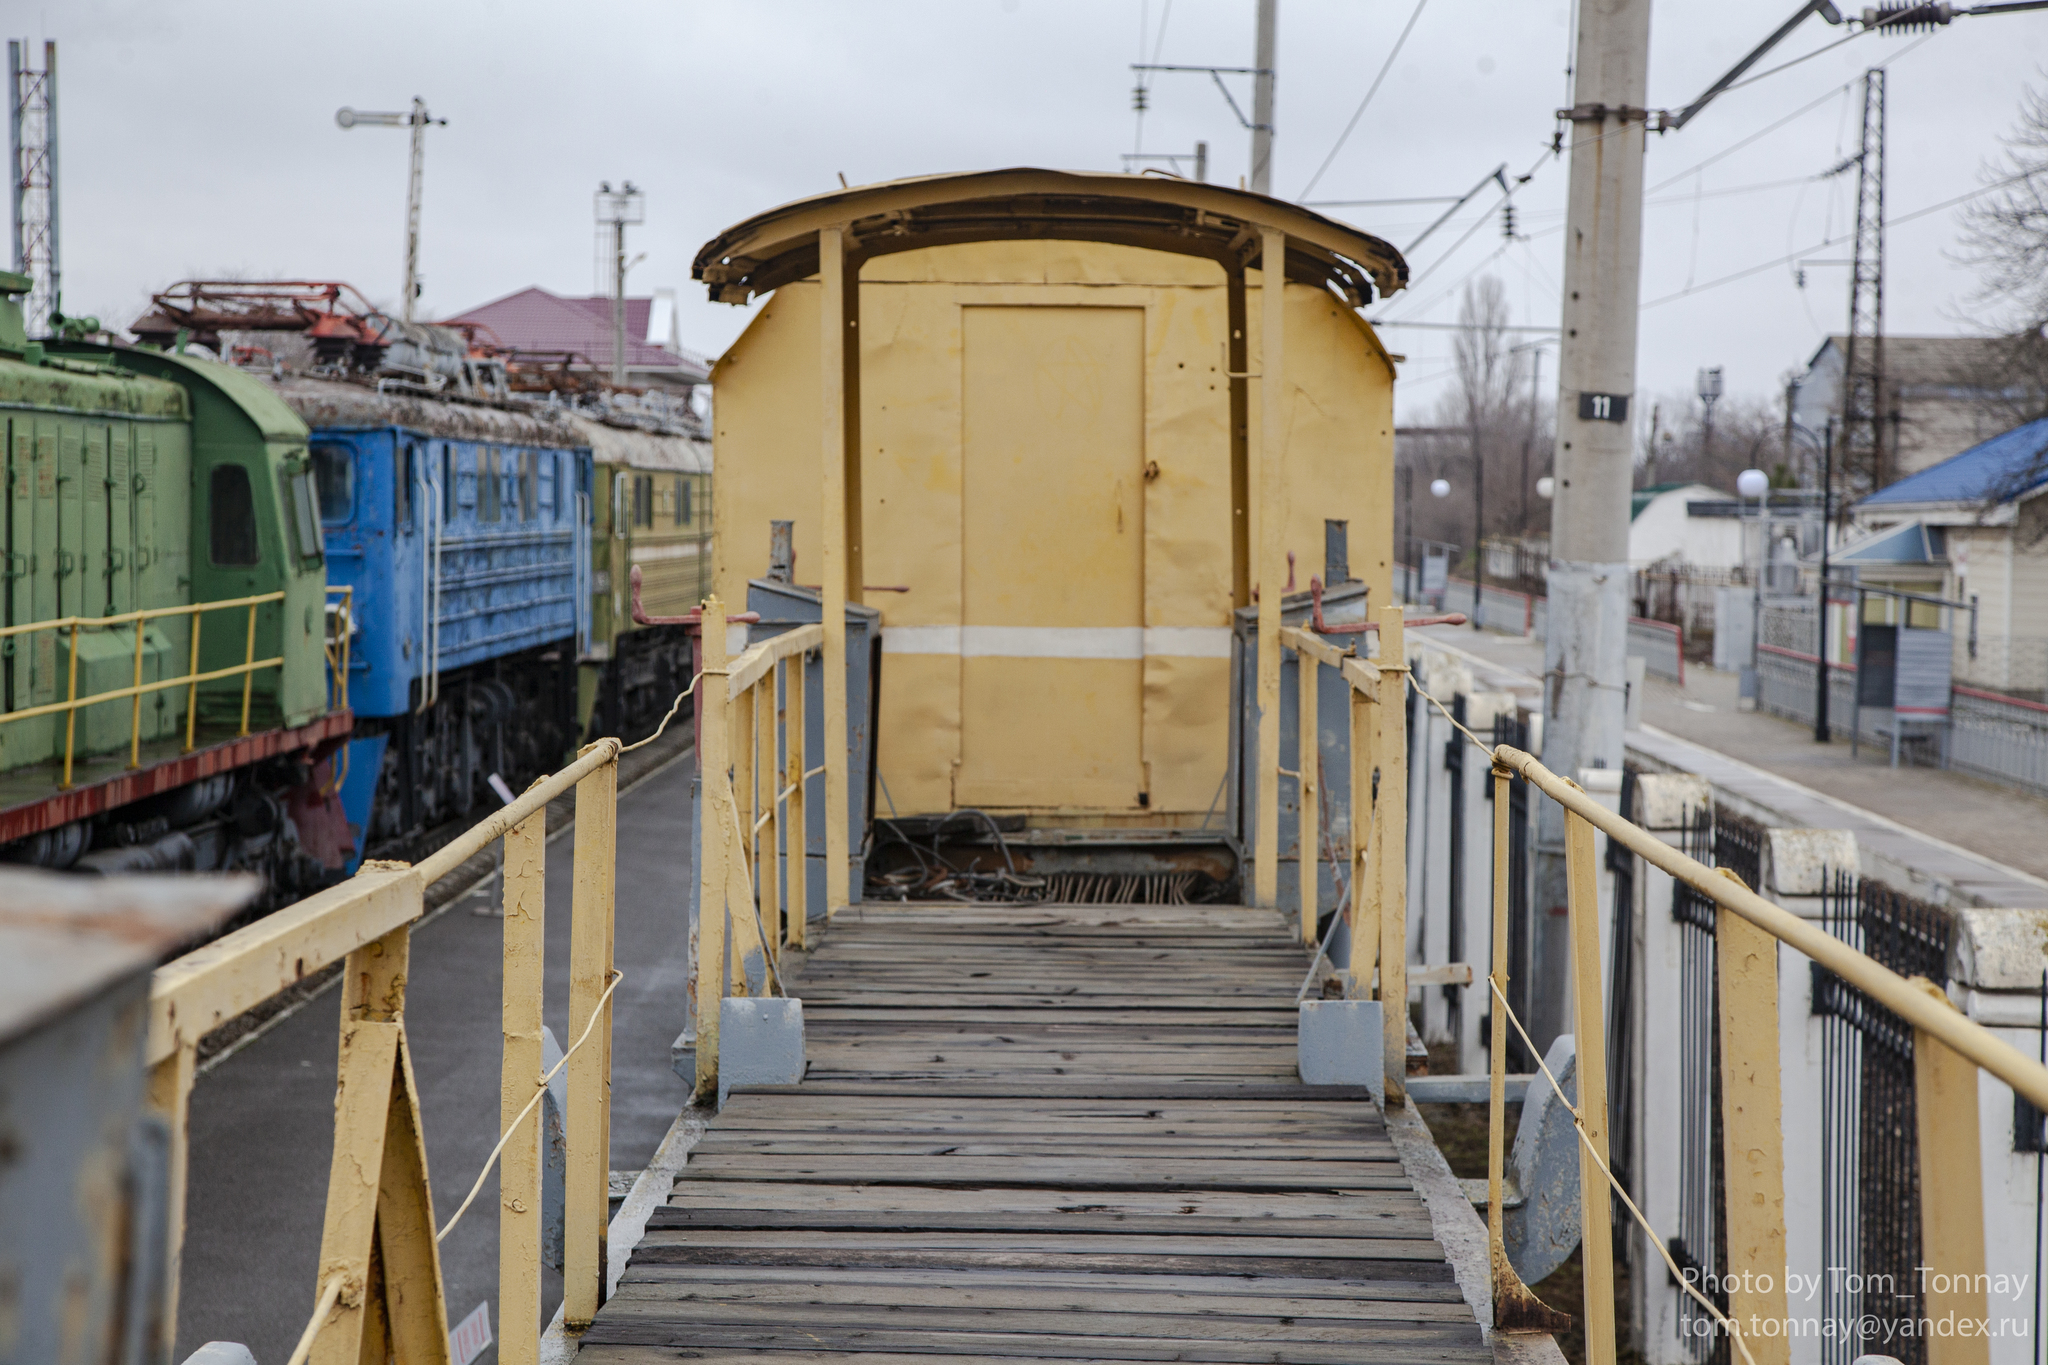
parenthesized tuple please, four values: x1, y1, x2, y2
(1951, 686, 2048, 796)
(1628, 618, 1684, 683)
(1811, 874, 1955, 1365)
(1395, 564, 1540, 636)
(1759, 641, 2048, 794)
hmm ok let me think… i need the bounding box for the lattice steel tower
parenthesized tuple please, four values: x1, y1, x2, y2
(1840, 68, 1887, 497)
(8, 40, 56, 339)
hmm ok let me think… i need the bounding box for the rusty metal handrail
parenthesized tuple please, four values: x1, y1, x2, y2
(1345, 652, 2048, 1365)
(145, 734, 628, 1363)
(1494, 743, 2048, 1109)
(694, 605, 827, 1101)
(0, 591, 292, 785)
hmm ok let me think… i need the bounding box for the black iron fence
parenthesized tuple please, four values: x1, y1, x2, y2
(1811, 874, 1954, 1365)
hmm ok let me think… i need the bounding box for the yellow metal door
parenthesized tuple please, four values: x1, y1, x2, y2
(956, 305, 1146, 810)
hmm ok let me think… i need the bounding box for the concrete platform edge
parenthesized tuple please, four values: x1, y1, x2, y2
(1382, 1097, 1567, 1365)
(539, 1104, 706, 1364)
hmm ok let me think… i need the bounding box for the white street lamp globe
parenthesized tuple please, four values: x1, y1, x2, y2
(1736, 468, 1770, 499)
(1429, 478, 1451, 498)
(1536, 476, 1555, 500)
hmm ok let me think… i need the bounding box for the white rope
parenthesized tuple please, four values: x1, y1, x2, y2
(1488, 977, 1760, 1365)
(436, 970, 623, 1243)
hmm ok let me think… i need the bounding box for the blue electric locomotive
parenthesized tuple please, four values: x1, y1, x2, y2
(281, 378, 593, 855)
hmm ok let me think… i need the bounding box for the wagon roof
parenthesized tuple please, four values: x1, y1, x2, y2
(693, 168, 1407, 308)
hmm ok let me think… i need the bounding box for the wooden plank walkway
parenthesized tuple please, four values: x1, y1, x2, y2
(577, 903, 1492, 1365)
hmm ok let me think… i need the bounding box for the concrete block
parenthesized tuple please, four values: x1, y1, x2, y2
(1766, 828, 1859, 896)
(1296, 999, 1385, 1105)
(1506, 1034, 1580, 1285)
(1949, 908, 2048, 990)
(181, 1347, 259, 1365)
(719, 997, 807, 1107)
(1633, 772, 1713, 830)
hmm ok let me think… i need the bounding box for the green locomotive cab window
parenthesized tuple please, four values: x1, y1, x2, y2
(681, 479, 693, 525)
(311, 443, 353, 525)
(209, 464, 260, 566)
(283, 466, 323, 564)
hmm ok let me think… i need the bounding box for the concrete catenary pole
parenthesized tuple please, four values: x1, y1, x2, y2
(1533, 0, 1651, 1050)
(1250, 0, 1276, 194)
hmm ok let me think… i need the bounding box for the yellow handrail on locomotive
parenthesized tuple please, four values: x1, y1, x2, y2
(0, 590, 297, 787)
(323, 585, 352, 713)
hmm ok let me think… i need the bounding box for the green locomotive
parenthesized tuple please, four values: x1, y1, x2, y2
(0, 271, 349, 888)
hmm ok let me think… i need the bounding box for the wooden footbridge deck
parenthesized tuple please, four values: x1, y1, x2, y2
(575, 903, 1493, 1365)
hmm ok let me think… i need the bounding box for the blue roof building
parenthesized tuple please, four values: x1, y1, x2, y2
(1847, 415, 2048, 697)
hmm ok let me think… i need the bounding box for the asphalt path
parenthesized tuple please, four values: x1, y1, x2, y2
(175, 747, 698, 1364)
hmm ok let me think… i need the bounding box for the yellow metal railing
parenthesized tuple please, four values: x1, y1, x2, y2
(693, 598, 828, 1102)
(0, 590, 297, 785)
(1277, 605, 2048, 1365)
(144, 737, 623, 1365)
(323, 585, 352, 713)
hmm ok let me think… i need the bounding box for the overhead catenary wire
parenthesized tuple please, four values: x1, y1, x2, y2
(1298, 0, 1432, 201)
(1640, 165, 2038, 308)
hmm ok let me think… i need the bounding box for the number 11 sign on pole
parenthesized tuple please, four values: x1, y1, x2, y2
(1577, 392, 1629, 423)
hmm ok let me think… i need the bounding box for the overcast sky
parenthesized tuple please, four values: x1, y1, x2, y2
(29, 0, 2048, 425)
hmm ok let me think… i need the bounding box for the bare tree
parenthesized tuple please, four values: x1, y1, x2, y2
(1636, 390, 1786, 492)
(1956, 82, 2048, 527)
(1395, 278, 1554, 582)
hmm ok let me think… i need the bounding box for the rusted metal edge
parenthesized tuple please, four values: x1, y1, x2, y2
(0, 709, 355, 846)
(1492, 1247, 1576, 1334)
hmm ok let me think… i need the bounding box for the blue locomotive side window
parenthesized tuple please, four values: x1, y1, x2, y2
(209, 464, 259, 566)
(443, 444, 458, 524)
(480, 447, 501, 523)
(310, 443, 353, 525)
(539, 451, 556, 518)
(519, 450, 536, 521)
(396, 442, 415, 530)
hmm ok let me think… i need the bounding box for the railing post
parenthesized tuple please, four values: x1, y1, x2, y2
(498, 803, 547, 1365)
(129, 617, 145, 768)
(818, 224, 854, 917)
(1488, 763, 1513, 1267)
(312, 882, 446, 1365)
(1914, 977, 1991, 1365)
(1375, 608, 1408, 1100)
(1485, 762, 1570, 1334)
(62, 618, 78, 787)
(146, 1043, 196, 1362)
(734, 680, 757, 937)
(184, 609, 202, 751)
(1564, 805, 1616, 1365)
(564, 744, 619, 1326)
(759, 670, 780, 958)
(786, 649, 808, 950)
(1252, 226, 1287, 908)
(240, 601, 257, 735)
(1297, 644, 1319, 944)
(1346, 677, 1376, 989)
(1716, 895, 1788, 1365)
(696, 597, 730, 1102)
